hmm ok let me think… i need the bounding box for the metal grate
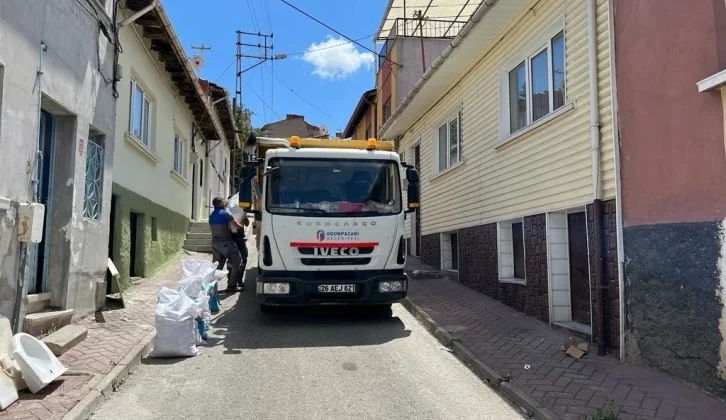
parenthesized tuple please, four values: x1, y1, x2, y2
(83, 138, 104, 219)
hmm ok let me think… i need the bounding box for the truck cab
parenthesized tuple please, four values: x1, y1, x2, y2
(238, 136, 420, 310)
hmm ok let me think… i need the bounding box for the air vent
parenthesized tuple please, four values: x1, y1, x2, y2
(397, 236, 406, 265)
(263, 236, 273, 266)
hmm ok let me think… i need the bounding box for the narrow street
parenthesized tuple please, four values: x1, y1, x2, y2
(90, 250, 522, 420)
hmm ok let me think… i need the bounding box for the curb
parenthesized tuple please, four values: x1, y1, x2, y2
(401, 297, 561, 420)
(61, 330, 157, 420)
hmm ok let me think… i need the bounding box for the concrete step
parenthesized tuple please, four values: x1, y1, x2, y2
(184, 238, 211, 246)
(186, 232, 211, 240)
(42, 324, 88, 356)
(184, 244, 213, 253)
(26, 292, 51, 314)
(23, 309, 74, 337)
(188, 227, 210, 233)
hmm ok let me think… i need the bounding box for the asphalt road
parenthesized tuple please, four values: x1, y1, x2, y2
(92, 261, 523, 419)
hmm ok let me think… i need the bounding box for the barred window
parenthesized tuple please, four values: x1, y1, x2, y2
(84, 136, 104, 219)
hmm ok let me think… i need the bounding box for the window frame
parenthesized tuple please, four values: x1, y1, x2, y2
(433, 109, 463, 175)
(83, 135, 105, 220)
(173, 132, 185, 177)
(499, 17, 567, 142)
(128, 78, 153, 147)
(498, 219, 526, 284)
(383, 98, 392, 123)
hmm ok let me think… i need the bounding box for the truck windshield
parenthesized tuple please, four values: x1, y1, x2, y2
(266, 157, 402, 217)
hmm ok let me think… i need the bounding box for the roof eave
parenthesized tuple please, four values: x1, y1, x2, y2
(343, 89, 377, 138)
(380, 0, 527, 139)
(126, 0, 225, 142)
(697, 69, 726, 92)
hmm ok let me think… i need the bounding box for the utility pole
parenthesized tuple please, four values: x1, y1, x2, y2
(414, 10, 426, 73)
(231, 31, 274, 193)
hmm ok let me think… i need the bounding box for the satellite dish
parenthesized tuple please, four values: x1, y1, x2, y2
(319, 124, 328, 136)
(190, 55, 205, 71)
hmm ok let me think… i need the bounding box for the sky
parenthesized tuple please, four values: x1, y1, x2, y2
(164, 0, 389, 136)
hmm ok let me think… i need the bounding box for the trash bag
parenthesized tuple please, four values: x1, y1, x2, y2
(195, 291, 211, 321)
(226, 195, 246, 234)
(150, 317, 198, 358)
(179, 259, 218, 297)
(150, 287, 201, 358)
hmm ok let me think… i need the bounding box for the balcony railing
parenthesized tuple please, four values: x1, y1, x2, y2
(378, 18, 467, 69)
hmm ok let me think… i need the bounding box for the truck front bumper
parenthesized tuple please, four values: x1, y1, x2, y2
(256, 270, 408, 306)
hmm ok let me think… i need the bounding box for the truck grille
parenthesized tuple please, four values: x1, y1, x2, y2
(300, 258, 371, 266)
(297, 247, 375, 255)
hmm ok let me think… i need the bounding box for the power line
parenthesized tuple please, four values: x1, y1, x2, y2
(248, 86, 281, 120)
(278, 0, 400, 67)
(262, 62, 339, 125)
(285, 34, 375, 56)
(246, 0, 261, 33)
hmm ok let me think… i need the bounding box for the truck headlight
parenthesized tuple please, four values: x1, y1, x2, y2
(262, 283, 290, 294)
(378, 280, 404, 293)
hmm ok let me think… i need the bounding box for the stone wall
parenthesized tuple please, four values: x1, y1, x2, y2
(522, 214, 549, 322)
(111, 184, 189, 289)
(456, 215, 549, 322)
(624, 221, 726, 399)
(587, 200, 620, 349)
(459, 224, 498, 298)
(420, 233, 441, 269)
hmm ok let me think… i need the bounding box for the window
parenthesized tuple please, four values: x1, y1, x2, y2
(173, 133, 185, 176)
(199, 160, 204, 187)
(504, 28, 566, 136)
(151, 217, 158, 241)
(383, 99, 392, 123)
(498, 220, 526, 283)
(129, 78, 152, 146)
(83, 135, 104, 220)
(441, 232, 459, 271)
(435, 111, 463, 173)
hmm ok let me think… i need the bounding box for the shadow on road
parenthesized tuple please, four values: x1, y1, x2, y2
(209, 268, 412, 352)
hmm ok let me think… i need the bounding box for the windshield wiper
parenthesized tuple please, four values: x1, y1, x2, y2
(269, 206, 328, 214)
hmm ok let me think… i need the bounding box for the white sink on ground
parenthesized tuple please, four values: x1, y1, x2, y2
(11, 333, 67, 394)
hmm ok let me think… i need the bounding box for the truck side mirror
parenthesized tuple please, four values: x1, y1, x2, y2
(238, 165, 254, 212)
(406, 167, 420, 213)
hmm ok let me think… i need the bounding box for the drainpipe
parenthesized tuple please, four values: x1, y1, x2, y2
(119, 0, 158, 27)
(607, 0, 626, 361)
(587, 0, 606, 356)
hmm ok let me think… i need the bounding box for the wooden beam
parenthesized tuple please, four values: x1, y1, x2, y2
(143, 30, 168, 40)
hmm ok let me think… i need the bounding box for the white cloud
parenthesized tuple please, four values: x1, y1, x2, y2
(301, 36, 375, 80)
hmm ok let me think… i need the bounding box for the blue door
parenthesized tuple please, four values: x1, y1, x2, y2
(27, 109, 55, 294)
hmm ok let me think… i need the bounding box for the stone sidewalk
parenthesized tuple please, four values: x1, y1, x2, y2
(404, 257, 726, 420)
(1, 251, 213, 420)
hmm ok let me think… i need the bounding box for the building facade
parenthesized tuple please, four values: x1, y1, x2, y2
(110, 1, 229, 288)
(343, 89, 377, 140)
(616, 0, 726, 398)
(378, 0, 621, 352)
(260, 114, 328, 139)
(0, 0, 119, 330)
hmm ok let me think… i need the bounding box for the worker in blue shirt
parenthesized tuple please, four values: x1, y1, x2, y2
(209, 197, 248, 293)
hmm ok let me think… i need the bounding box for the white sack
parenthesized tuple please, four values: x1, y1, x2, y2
(150, 317, 198, 358)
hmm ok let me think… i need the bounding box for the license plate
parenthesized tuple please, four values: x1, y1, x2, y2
(317, 284, 356, 293)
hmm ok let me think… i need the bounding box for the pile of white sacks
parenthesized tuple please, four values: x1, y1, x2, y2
(150, 259, 225, 358)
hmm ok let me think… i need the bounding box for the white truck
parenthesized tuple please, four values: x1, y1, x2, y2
(238, 135, 420, 311)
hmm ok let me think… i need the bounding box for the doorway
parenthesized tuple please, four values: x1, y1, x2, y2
(191, 163, 197, 219)
(567, 211, 591, 325)
(107, 195, 117, 293)
(27, 109, 55, 295)
(129, 212, 140, 277)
